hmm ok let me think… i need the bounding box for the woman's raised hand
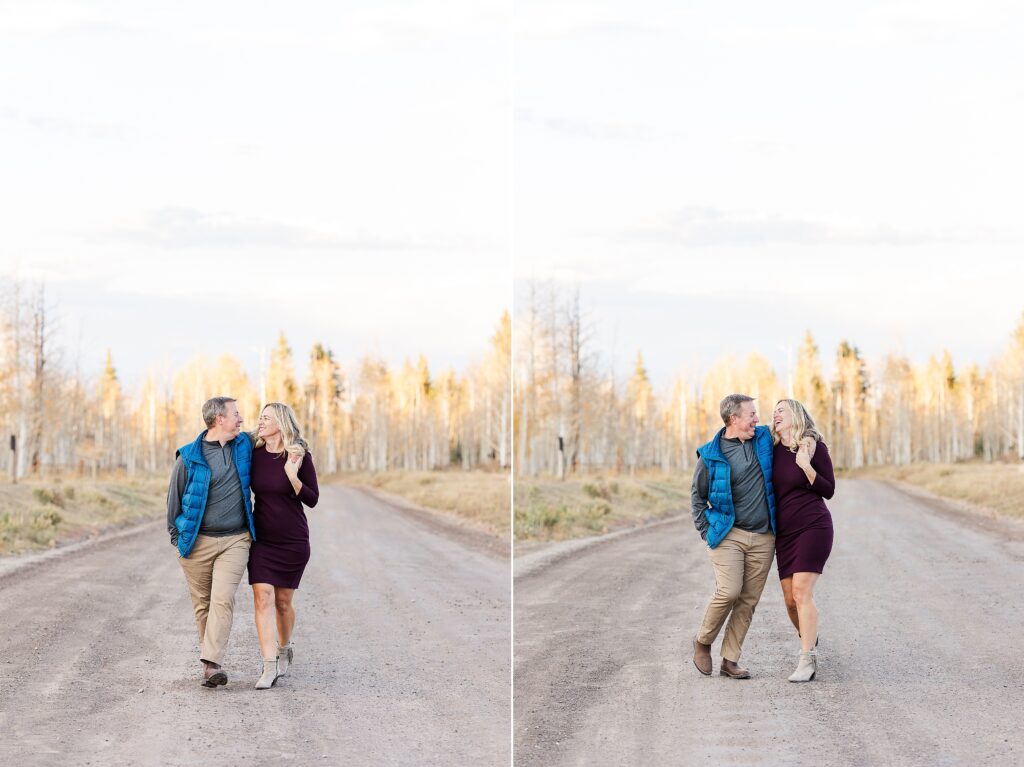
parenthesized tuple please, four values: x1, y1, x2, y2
(284, 448, 304, 481)
(795, 439, 813, 470)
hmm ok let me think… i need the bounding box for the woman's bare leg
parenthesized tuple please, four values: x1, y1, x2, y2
(791, 572, 820, 653)
(780, 576, 800, 634)
(274, 587, 296, 647)
(252, 583, 278, 659)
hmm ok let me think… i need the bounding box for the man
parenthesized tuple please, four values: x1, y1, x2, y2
(168, 396, 255, 688)
(691, 394, 777, 679)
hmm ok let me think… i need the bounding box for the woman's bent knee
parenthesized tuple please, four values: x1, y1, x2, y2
(792, 587, 814, 606)
(253, 586, 275, 609)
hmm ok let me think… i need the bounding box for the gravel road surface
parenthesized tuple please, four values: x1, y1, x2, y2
(0, 485, 510, 767)
(514, 479, 1024, 766)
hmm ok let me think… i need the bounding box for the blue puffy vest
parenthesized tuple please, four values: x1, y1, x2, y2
(174, 430, 255, 557)
(696, 425, 777, 549)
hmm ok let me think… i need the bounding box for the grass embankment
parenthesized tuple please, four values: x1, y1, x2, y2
(845, 461, 1024, 520)
(337, 470, 510, 536)
(514, 474, 691, 541)
(0, 475, 166, 556)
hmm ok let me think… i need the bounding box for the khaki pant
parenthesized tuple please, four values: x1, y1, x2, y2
(696, 527, 775, 662)
(178, 532, 251, 665)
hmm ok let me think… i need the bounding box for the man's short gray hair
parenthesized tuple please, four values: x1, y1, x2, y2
(720, 394, 755, 426)
(202, 396, 237, 428)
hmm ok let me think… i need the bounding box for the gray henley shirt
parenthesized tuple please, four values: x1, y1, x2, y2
(167, 438, 248, 547)
(691, 435, 772, 541)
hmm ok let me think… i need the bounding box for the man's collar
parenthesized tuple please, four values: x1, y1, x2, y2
(721, 431, 750, 443)
(202, 430, 236, 446)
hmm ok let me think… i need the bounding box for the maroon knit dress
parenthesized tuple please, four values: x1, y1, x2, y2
(247, 446, 320, 589)
(773, 440, 835, 580)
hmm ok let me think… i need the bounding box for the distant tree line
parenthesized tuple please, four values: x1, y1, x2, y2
(0, 279, 510, 478)
(515, 281, 1024, 476)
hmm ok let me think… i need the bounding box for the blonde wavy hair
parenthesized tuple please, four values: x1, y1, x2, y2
(770, 398, 823, 453)
(254, 402, 308, 458)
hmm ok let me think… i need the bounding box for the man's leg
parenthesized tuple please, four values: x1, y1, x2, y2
(720, 531, 775, 662)
(697, 530, 745, 647)
(201, 533, 251, 665)
(178, 536, 217, 645)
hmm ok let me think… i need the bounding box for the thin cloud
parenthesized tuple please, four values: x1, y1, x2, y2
(516, 108, 654, 142)
(555, 21, 661, 39)
(0, 106, 124, 140)
(516, 5, 663, 42)
(60, 21, 144, 38)
(85, 208, 465, 252)
(607, 206, 989, 247)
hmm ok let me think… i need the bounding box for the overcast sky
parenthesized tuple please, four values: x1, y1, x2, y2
(6, 2, 1022, 393)
(1, 1, 511, 390)
(514, 0, 1024, 387)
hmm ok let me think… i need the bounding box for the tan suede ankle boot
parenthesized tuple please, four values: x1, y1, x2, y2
(788, 650, 817, 682)
(255, 657, 280, 690)
(278, 643, 294, 677)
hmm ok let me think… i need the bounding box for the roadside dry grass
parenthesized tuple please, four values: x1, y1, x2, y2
(844, 461, 1024, 520)
(335, 470, 510, 536)
(0, 474, 166, 555)
(514, 473, 691, 541)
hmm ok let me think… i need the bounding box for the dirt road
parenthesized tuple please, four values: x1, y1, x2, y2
(0, 485, 510, 767)
(514, 479, 1024, 766)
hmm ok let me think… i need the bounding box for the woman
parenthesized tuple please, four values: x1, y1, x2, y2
(769, 399, 835, 682)
(248, 402, 320, 690)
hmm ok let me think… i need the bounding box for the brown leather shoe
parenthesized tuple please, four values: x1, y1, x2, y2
(719, 659, 750, 679)
(201, 661, 227, 688)
(692, 637, 712, 676)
